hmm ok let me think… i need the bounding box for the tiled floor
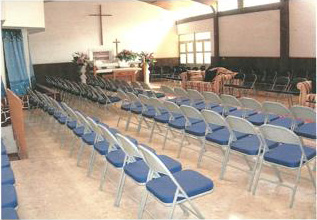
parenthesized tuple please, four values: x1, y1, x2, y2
(9, 87, 316, 219)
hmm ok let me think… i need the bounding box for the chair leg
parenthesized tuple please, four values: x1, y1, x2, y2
(219, 147, 231, 180)
(138, 189, 149, 219)
(149, 121, 156, 143)
(162, 127, 170, 150)
(289, 167, 302, 208)
(99, 160, 109, 191)
(77, 140, 86, 166)
(87, 149, 97, 177)
(69, 137, 78, 157)
(306, 162, 316, 190)
(177, 132, 186, 158)
(114, 170, 126, 207)
(125, 112, 132, 131)
(248, 155, 261, 192)
(252, 156, 265, 195)
(197, 139, 206, 168)
(137, 115, 143, 134)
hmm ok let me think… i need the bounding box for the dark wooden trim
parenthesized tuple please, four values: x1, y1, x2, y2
(280, 0, 290, 72)
(176, 3, 281, 24)
(211, 5, 220, 66)
(238, 0, 244, 9)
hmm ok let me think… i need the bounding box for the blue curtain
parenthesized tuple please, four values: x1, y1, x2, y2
(1, 79, 5, 99)
(2, 29, 30, 95)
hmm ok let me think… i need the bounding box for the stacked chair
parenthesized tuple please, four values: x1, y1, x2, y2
(1, 140, 19, 219)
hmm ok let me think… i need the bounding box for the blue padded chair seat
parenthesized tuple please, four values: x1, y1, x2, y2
(169, 117, 186, 129)
(124, 155, 182, 183)
(53, 112, 62, 119)
(126, 136, 138, 145)
(227, 109, 257, 118)
(146, 170, 213, 203)
(247, 113, 279, 126)
(121, 103, 131, 111)
(155, 92, 165, 98)
(73, 126, 85, 137)
(142, 109, 156, 118)
(205, 129, 248, 145)
(106, 149, 126, 168)
(1, 185, 17, 208)
(154, 112, 170, 123)
(67, 120, 77, 129)
(109, 96, 121, 103)
(94, 140, 109, 155)
(48, 107, 55, 115)
(167, 98, 177, 103)
(58, 115, 67, 124)
(91, 117, 100, 123)
(1, 208, 18, 219)
(109, 128, 120, 135)
(209, 106, 236, 115)
(269, 117, 304, 129)
(131, 106, 143, 114)
(177, 99, 191, 106)
(2, 144, 6, 155)
(230, 135, 279, 155)
(2, 155, 10, 168)
(192, 101, 206, 111)
(1, 167, 15, 185)
(82, 132, 96, 145)
(295, 123, 316, 139)
(206, 103, 219, 109)
(185, 122, 206, 136)
(264, 143, 316, 167)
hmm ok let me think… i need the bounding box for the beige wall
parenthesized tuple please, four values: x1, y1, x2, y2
(2, 0, 45, 29)
(289, 0, 316, 58)
(219, 10, 280, 57)
(29, 0, 178, 64)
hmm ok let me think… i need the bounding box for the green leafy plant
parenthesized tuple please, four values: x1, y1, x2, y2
(116, 50, 138, 62)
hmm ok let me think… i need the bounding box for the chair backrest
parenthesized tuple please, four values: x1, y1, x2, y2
(98, 124, 120, 151)
(201, 109, 228, 128)
(180, 105, 205, 126)
(226, 115, 258, 135)
(187, 89, 205, 102)
(164, 101, 182, 115)
(160, 85, 175, 96)
(139, 82, 152, 91)
(117, 90, 128, 100)
(126, 92, 140, 105)
(290, 105, 316, 122)
(272, 76, 290, 91)
(131, 81, 142, 89)
(220, 94, 242, 108)
(262, 101, 291, 116)
(240, 97, 262, 112)
(75, 111, 93, 132)
(202, 91, 222, 105)
(149, 98, 166, 115)
(259, 124, 306, 158)
(61, 103, 79, 122)
(116, 133, 141, 161)
(174, 87, 189, 98)
(138, 94, 151, 111)
(86, 117, 104, 142)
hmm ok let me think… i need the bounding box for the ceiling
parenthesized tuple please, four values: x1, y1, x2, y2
(139, 0, 217, 11)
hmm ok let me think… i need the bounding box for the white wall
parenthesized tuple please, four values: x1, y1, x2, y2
(177, 19, 213, 35)
(289, 0, 316, 58)
(219, 10, 280, 57)
(2, 0, 45, 29)
(29, 0, 178, 64)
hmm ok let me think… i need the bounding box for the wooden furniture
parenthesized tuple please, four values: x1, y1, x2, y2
(6, 89, 27, 159)
(97, 67, 141, 82)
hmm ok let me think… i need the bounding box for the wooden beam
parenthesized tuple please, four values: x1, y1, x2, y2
(177, 2, 281, 24)
(238, 0, 243, 9)
(280, 0, 290, 72)
(211, 5, 219, 66)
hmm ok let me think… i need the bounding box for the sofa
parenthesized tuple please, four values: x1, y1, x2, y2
(297, 80, 316, 108)
(180, 67, 237, 94)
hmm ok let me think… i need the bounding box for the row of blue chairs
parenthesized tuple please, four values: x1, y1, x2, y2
(116, 90, 316, 208)
(1, 140, 19, 219)
(27, 90, 215, 219)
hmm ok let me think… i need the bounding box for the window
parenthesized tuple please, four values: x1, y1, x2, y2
(179, 32, 211, 65)
(244, 0, 280, 7)
(218, 0, 238, 12)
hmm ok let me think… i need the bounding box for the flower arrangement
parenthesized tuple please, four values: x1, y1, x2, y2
(72, 52, 90, 66)
(116, 50, 138, 62)
(139, 51, 156, 65)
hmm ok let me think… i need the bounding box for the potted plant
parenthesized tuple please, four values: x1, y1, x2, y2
(72, 52, 90, 83)
(138, 52, 156, 84)
(116, 50, 138, 67)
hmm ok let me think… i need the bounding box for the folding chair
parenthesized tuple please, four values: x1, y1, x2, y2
(114, 133, 182, 207)
(253, 124, 316, 208)
(161, 85, 177, 103)
(125, 92, 143, 131)
(116, 90, 132, 127)
(162, 101, 187, 150)
(187, 89, 206, 111)
(262, 101, 304, 129)
(137, 94, 155, 134)
(174, 87, 190, 105)
(290, 106, 316, 140)
(220, 94, 257, 118)
(178, 105, 206, 158)
(202, 91, 237, 115)
(137, 144, 214, 219)
(240, 97, 279, 126)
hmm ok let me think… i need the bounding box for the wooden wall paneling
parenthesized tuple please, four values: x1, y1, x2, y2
(6, 89, 27, 159)
(280, 0, 290, 72)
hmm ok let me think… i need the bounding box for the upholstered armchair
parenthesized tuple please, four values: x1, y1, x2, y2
(297, 80, 316, 108)
(180, 67, 237, 94)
